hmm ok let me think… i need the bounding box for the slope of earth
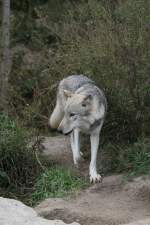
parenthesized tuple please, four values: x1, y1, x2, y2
(36, 175, 150, 225)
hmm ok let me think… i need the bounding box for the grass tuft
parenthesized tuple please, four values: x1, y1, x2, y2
(124, 138, 150, 177)
(102, 138, 150, 177)
(31, 167, 87, 205)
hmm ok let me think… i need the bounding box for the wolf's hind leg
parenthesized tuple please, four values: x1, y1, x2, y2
(49, 99, 64, 129)
(70, 129, 82, 167)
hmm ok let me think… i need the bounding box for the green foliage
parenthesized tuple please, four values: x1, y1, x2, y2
(31, 167, 87, 205)
(123, 138, 150, 177)
(0, 113, 41, 193)
(9, 0, 150, 141)
(102, 139, 150, 177)
(0, 114, 87, 205)
(5, 1, 150, 202)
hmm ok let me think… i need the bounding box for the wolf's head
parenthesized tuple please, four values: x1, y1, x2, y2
(58, 90, 97, 134)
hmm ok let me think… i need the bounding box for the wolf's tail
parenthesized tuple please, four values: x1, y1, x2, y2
(49, 99, 64, 129)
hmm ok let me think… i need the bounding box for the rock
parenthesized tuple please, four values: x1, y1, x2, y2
(38, 135, 89, 178)
(34, 136, 73, 166)
(121, 218, 150, 225)
(0, 197, 80, 225)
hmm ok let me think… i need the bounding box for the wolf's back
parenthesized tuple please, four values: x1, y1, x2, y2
(59, 75, 94, 93)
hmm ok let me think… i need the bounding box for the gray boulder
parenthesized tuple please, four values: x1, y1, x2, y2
(122, 219, 150, 225)
(0, 197, 80, 225)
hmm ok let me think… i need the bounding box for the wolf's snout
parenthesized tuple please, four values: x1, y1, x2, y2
(48, 120, 57, 132)
(57, 126, 63, 134)
(58, 126, 72, 135)
(48, 126, 57, 132)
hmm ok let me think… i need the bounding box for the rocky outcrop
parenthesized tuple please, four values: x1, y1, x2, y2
(122, 219, 150, 225)
(33, 136, 73, 166)
(0, 197, 80, 225)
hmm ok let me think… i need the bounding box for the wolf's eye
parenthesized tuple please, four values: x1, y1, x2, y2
(70, 113, 75, 117)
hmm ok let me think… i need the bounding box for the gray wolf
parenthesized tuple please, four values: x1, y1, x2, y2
(49, 75, 107, 183)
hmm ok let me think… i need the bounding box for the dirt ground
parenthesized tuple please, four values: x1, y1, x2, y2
(35, 136, 150, 225)
(36, 175, 150, 225)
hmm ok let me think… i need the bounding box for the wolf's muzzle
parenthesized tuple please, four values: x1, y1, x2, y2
(48, 123, 57, 132)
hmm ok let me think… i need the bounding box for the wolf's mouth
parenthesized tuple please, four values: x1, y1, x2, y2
(64, 129, 73, 135)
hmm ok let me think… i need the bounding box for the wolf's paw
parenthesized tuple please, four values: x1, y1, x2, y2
(90, 173, 102, 183)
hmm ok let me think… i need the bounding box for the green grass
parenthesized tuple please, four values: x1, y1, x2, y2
(102, 138, 150, 177)
(124, 138, 150, 177)
(31, 166, 87, 205)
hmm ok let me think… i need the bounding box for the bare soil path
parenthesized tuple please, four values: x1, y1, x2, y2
(36, 175, 150, 225)
(35, 136, 150, 225)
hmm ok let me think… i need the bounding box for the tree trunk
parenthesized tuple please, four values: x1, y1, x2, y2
(0, 0, 11, 111)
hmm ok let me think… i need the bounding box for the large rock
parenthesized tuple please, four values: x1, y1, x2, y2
(122, 219, 150, 225)
(0, 197, 80, 225)
(36, 136, 73, 166)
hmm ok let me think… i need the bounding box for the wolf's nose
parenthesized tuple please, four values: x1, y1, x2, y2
(48, 126, 57, 132)
(57, 126, 63, 134)
(48, 122, 57, 132)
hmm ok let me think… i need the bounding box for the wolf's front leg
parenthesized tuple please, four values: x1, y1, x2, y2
(89, 132, 102, 183)
(70, 129, 82, 167)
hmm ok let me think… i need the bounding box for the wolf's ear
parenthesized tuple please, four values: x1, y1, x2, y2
(64, 90, 73, 98)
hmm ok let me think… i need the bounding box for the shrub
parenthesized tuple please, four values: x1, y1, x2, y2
(123, 138, 150, 177)
(0, 113, 41, 194)
(10, 0, 150, 142)
(0, 114, 87, 205)
(101, 138, 150, 176)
